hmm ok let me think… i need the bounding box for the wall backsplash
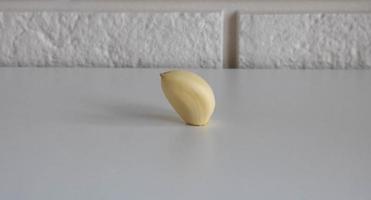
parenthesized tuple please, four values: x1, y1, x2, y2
(0, 2, 371, 68)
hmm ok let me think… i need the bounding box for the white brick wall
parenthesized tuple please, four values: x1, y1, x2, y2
(1, 9, 371, 69)
(239, 13, 371, 69)
(0, 12, 223, 68)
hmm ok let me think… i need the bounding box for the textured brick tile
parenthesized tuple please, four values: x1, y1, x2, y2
(0, 12, 222, 68)
(239, 13, 371, 69)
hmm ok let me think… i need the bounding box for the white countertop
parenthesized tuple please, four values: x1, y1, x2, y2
(1, 68, 370, 200)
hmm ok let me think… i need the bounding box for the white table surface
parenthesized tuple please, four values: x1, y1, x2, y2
(1, 68, 371, 200)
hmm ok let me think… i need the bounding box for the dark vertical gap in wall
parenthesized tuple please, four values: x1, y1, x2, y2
(224, 11, 239, 68)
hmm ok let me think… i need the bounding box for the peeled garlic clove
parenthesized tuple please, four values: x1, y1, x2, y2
(160, 70, 215, 126)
